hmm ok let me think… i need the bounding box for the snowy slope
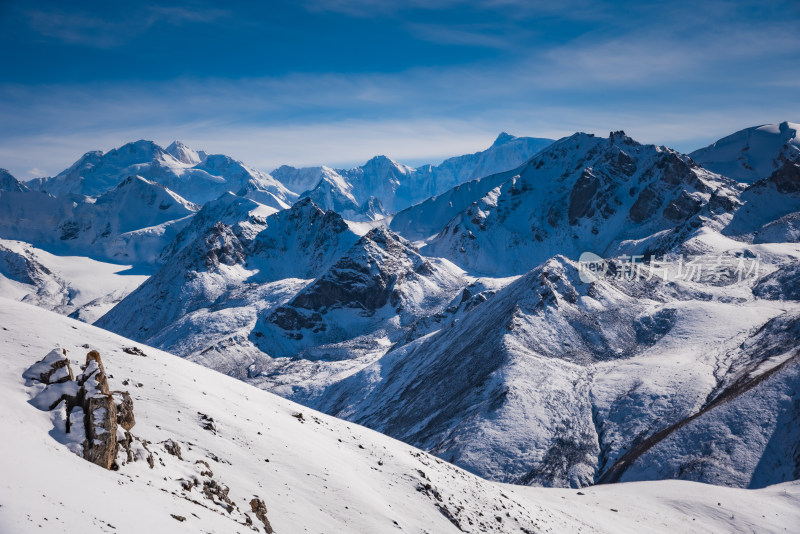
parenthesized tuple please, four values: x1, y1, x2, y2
(0, 175, 198, 265)
(295, 133, 552, 221)
(26, 140, 297, 209)
(0, 239, 149, 323)
(3, 298, 799, 534)
(389, 168, 517, 241)
(690, 121, 800, 182)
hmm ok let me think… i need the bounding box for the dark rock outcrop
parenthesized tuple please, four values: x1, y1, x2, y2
(568, 169, 600, 224)
(768, 161, 800, 194)
(24, 348, 137, 470)
(250, 497, 274, 533)
(114, 391, 136, 431)
(22, 348, 74, 384)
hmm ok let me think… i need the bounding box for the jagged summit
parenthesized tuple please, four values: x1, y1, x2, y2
(363, 154, 401, 168)
(22, 139, 297, 208)
(295, 134, 553, 220)
(0, 168, 28, 192)
(165, 140, 205, 165)
(423, 129, 734, 275)
(492, 132, 516, 146)
(97, 196, 360, 368)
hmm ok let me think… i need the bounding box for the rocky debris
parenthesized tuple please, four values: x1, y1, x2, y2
(249, 498, 274, 533)
(173, 452, 276, 531)
(117, 431, 154, 468)
(24, 347, 137, 470)
(170, 514, 186, 522)
(202, 479, 236, 513)
(122, 346, 147, 357)
(114, 391, 136, 430)
(163, 439, 183, 460)
(195, 459, 214, 477)
(202, 222, 246, 271)
(22, 348, 74, 385)
(197, 412, 217, 434)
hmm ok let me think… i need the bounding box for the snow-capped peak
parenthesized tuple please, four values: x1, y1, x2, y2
(691, 120, 800, 182)
(165, 140, 205, 165)
(492, 132, 517, 146)
(22, 139, 297, 208)
(362, 155, 413, 175)
(296, 135, 553, 221)
(0, 168, 29, 193)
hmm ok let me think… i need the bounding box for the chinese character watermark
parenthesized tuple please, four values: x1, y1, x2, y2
(578, 252, 760, 284)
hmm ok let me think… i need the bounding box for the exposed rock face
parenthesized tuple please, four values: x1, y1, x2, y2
(114, 391, 136, 431)
(629, 186, 660, 223)
(22, 348, 74, 384)
(568, 169, 601, 224)
(201, 222, 247, 272)
(662, 191, 702, 222)
(249, 498, 274, 533)
(83, 394, 118, 469)
(753, 263, 800, 300)
(75, 351, 119, 469)
(768, 161, 800, 194)
(24, 348, 136, 470)
(255, 226, 464, 358)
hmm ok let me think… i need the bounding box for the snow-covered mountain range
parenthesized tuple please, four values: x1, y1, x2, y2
(25, 140, 296, 209)
(2, 122, 800, 532)
(278, 133, 552, 220)
(1, 133, 549, 267)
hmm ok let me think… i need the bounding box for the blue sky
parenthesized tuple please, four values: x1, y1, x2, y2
(0, 0, 798, 179)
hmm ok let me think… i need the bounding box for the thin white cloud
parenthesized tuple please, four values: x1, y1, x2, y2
(300, 0, 466, 16)
(147, 5, 230, 24)
(26, 167, 48, 178)
(22, 4, 230, 48)
(407, 22, 515, 49)
(301, 0, 605, 19)
(25, 10, 121, 47)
